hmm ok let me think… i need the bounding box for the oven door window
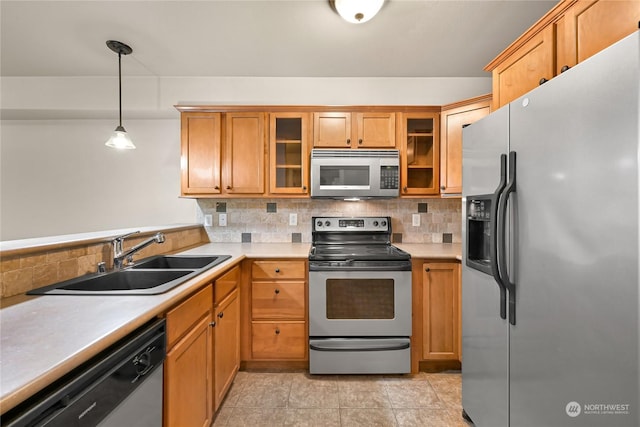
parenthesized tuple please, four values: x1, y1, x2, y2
(319, 165, 370, 188)
(326, 278, 394, 319)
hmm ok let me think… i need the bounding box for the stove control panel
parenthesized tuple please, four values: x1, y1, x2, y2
(312, 216, 390, 232)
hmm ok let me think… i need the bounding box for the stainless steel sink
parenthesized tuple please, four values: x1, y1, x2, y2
(27, 254, 232, 295)
(130, 255, 227, 270)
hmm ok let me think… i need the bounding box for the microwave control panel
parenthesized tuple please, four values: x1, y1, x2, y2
(380, 166, 399, 189)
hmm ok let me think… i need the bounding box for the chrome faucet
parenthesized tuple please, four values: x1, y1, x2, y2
(112, 231, 165, 270)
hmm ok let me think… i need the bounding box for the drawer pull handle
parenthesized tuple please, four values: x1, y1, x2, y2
(209, 321, 216, 327)
(274, 288, 280, 295)
(275, 328, 281, 335)
(275, 268, 280, 273)
(218, 312, 224, 318)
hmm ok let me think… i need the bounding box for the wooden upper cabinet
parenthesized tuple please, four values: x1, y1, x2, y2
(224, 112, 266, 194)
(440, 95, 491, 194)
(490, 25, 555, 109)
(313, 111, 396, 148)
(180, 112, 222, 195)
(269, 112, 311, 195)
(356, 112, 396, 148)
(487, 0, 640, 109)
(398, 112, 440, 196)
(313, 112, 351, 148)
(557, 0, 640, 73)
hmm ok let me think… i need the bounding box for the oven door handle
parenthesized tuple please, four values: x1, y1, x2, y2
(309, 338, 409, 352)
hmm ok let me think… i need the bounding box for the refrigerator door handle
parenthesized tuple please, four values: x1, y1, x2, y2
(498, 151, 517, 325)
(490, 153, 508, 320)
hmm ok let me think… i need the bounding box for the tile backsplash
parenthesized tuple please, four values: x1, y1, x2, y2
(197, 198, 462, 244)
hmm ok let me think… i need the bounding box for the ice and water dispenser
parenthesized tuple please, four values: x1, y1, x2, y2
(466, 195, 493, 275)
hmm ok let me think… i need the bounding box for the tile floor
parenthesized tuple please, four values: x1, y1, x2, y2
(213, 370, 473, 427)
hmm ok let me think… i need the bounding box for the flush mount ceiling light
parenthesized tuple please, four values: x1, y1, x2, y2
(105, 40, 135, 150)
(332, 0, 385, 24)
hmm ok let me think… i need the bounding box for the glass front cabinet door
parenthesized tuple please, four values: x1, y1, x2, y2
(269, 113, 311, 195)
(400, 112, 440, 195)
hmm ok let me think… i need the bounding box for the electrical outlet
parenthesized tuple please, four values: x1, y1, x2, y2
(219, 213, 227, 227)
(204, 214, 213, 227)
(412, 213, 420, 227)
(289, 213, 298, 226)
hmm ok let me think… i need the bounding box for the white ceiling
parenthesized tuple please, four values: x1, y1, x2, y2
(1, 0, 557, 79)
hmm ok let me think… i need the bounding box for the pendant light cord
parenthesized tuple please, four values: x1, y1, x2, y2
(118, 51, 122, 128)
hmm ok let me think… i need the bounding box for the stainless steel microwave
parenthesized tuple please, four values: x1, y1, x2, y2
(310, 149, 400, 199)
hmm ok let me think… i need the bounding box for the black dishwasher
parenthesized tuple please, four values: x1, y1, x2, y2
(2, 319, 166, 427)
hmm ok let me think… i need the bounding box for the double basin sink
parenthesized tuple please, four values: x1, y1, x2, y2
(27, 255, 231, 296)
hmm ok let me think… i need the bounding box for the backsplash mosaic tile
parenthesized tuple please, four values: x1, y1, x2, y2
(197, 198, 462, 244)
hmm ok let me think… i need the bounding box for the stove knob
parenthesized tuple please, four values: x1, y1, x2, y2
(373, 221, 379, 227)
(381, 220, 387, 227)
(325, 221, 331, 227)
(316, 221, 323, 227)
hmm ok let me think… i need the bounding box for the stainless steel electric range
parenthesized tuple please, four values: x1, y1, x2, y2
(308, 216, 412, 374)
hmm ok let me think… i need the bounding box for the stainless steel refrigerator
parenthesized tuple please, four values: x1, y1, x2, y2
(461, 31, 639, 427)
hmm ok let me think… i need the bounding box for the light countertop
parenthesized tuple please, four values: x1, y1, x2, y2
(0, 242, 460, 415)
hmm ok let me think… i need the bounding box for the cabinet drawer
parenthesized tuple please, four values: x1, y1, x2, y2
(251, 281, 305, 320)
(252, 260, 306, 280)
(215, 265, 239, 304)
(251, 321, 307, 359)
(166, 285, 212, 349)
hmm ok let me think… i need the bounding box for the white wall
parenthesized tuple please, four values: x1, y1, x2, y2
(0, 75, 491, 240)
(0, 119, 197, 240)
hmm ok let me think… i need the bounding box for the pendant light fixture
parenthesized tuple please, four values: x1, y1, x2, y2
(105, 40, 135, 150)
(333, 0, 384, 24)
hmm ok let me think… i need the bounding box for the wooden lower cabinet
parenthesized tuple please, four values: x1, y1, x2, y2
(412, 259, 461, 372)
(213, 287, 240, 411)
(246, 259, 308, 364)
(251, 321, 306, 359)
(163, 266, 242, 425)
(212, 266, 241, 412)
(164, 286, 213, 427)
(422, 262, 461, 361)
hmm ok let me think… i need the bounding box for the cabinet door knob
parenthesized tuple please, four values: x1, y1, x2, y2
(346, 138, 351, 145)
(209, 321, 216, 327)
(226, 185, 231, 190)
(358, 139, 363, 145)
(403, 186, 408, 192)
(214, 186, 220, 190)
(425, 267, 431, 272)
(539, 77, 548, 85)
(275, 328, 281, 335)
(275, 268, 280, 273)
(560, 65, 571, 73)
(218, 312, 224, 318)
(303, 185, 307, 191)
(274, 288, 280, 294)
(440, 185, 446, 190)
